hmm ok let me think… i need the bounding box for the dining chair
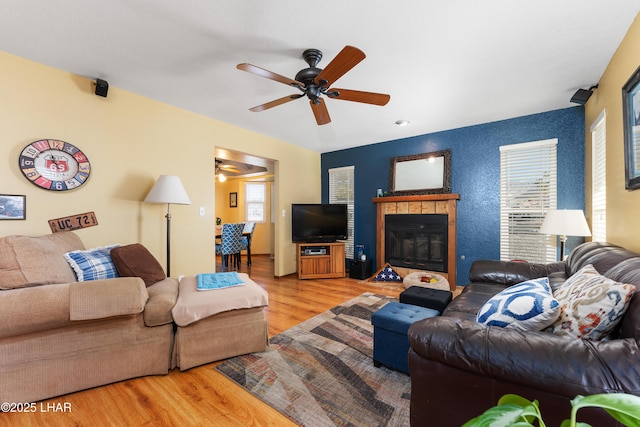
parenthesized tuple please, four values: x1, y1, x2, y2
(240, 222, 256, 265)
(215, 223, 244, 270)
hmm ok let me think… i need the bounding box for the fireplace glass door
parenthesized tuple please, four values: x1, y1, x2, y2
(385, 214, 448, 272)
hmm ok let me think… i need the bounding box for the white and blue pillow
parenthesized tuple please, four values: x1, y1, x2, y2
(64, 244, 120, 281)
(476, 277, 560, 331)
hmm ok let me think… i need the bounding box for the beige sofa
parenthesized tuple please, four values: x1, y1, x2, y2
(0, 231, 270, 403)
(0, 232, 179, 403)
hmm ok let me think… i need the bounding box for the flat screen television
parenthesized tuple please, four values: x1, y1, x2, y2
(291, 203, 348, 243)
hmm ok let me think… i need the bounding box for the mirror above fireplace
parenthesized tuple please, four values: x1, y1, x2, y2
(389, 149, 451, 195)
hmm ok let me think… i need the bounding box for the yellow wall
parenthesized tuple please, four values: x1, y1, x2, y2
(585, 13, 640, 252)
(0, 51, 320, 276)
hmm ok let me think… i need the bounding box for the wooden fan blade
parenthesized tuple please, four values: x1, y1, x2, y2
(310, 99, 331, 125)
(249, 94, 303, 112)
(327, 88, 390, 106)
(237, 63, 304, 87)
(315, 46, 365, 87)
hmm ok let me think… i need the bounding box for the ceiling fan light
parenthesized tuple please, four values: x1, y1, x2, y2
(218, 173, 227, 182)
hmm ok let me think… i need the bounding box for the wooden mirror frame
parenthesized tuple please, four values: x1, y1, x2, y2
(389, 149, 452, 195)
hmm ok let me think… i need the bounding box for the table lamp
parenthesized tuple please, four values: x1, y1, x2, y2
(539, 209, 591, 261)
(144, 175, 191, 276)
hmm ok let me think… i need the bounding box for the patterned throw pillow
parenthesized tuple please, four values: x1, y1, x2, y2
(476, 277, 560, 331)
(546, 264, 636, 340)
(64, 245, 120, 281)
(372, 263, 403, 282)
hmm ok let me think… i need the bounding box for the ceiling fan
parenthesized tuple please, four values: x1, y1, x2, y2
(237, 45, 390, 125)
(215, 159, 239, 182)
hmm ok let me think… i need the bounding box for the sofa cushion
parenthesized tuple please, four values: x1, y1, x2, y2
(69, 277, 148, 321)
(547, 271, 568, 292)
(144, 277, 179, 327)
(110, 243, 166, 286)
(469, 260, 554, 287)
(547, 264, 636, 340)
(443, 282, 507, 321)
(172, 273, 268, 327)
(0, 232, 84, 289)
(476, 277, 560, 331)
(64, 245, 120, 281)
(0, 282, 72, 339)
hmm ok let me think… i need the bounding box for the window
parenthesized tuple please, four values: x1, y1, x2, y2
(245, 182, 265, 222)
(328, 166, 355, 258)
(270, 183, 275, 224)
(500, 139, 557, 263)
(591, 110, 606, 242)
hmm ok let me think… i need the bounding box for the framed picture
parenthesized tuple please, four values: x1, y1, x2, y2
(623, 65, 640, 190)
(229, 192, 238, 208)
(0, 194, 26, 220)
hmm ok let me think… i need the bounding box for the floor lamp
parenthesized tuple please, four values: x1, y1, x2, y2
(539, 209, 591, 261)
(144, 175, 191, 277)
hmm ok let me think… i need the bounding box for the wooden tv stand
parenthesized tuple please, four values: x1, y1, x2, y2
(296, 242, 345, 279)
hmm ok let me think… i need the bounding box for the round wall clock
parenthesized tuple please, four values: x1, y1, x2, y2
(19, 139, 91, 191)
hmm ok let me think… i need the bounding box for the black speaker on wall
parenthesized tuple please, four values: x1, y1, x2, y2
(570, 84, 598, 105)
(95, 78, 109, 97)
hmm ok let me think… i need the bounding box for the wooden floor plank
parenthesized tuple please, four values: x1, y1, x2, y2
(1, 255, 410, 426)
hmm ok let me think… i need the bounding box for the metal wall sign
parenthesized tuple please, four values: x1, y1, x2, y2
(48, 211, 98, 233)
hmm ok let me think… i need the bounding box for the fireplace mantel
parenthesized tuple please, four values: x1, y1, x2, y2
(373, 194, 460, 291)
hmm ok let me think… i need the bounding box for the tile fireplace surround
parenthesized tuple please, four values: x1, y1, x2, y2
(373, 194, 460, 291)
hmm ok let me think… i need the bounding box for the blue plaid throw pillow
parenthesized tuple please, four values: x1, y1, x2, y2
(373, 263, 403, 282)
(64, 244, 120, 281)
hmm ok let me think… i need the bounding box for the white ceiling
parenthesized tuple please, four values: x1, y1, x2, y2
(1, 1, 638, 153)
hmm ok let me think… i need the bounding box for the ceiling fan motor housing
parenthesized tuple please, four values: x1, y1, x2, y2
(302, 49, 322, 68)
(295, 49, 327, 101)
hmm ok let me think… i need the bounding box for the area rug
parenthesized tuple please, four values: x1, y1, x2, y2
(358, 279, 405, 292)
(216, 292, 410, 427)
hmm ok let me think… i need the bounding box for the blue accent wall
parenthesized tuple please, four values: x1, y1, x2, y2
(321, 107, 585, 286)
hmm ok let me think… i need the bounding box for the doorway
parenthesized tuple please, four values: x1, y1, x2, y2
(214, 148, 276, 265)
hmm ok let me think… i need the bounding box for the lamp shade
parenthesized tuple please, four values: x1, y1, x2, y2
(144, 175, 191, 205)
(539, 209, 591, 237)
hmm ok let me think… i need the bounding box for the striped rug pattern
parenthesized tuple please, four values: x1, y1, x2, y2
(216, 293, 410, 427)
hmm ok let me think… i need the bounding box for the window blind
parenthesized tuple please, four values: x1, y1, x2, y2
(245, 182, 266, 222)
(328, 166, 355, 258)
(591, 110, 606, 242)
(500, 139, 557, 263)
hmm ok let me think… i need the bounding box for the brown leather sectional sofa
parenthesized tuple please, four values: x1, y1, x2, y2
(408, 242, 640, 426)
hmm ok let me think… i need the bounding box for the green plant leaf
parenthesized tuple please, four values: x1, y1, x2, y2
(498, 394, 538, 408)
(462, 403, 541, 427)
(571, 394, 640, 427)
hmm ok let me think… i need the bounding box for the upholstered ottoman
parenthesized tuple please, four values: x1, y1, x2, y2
(371, 302, 439, 373)
(171, 273, 269, 370)
(399, 286, 452, 313)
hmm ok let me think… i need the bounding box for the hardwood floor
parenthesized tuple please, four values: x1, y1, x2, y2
(0, 255, 405, 427)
